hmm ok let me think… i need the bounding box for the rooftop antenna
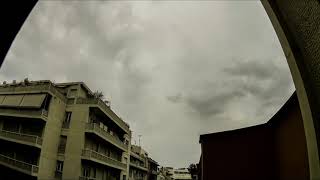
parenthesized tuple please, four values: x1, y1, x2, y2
(138, 135, 142, 147)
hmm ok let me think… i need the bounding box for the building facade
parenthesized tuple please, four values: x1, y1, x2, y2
(129, 145, 149, 180)
(147, 157, 159, 180)
(172, 168, 192, 180)
(0, 80, 132, 180)
(199, 92, 309, 180)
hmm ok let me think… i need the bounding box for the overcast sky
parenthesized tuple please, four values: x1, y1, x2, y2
(0, 1, 295, 168)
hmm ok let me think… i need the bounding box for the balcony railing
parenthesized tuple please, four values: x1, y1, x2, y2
(81, 149, 126, 170)
(85, 123, 127, 151)
(79, 176, 96, 180)
(151, 170, 158, 175)
(55, 171, 62, 179)
(75, 98, 129, 133)
(0, 109, 48, 120)
(0, 130, 42, 147)
(0, 153, 38, 175)
(130, 162, 148, 172)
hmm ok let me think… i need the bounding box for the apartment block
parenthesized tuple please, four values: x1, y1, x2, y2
(0, 79, 131, 180)
(129, 145, 148, 180)
(147, 157, 159, 180)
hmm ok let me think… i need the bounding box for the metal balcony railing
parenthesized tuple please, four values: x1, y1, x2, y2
(79, 176, 96, 180)
(81, 149, 126, 170)
(0, 153, 38, 175)
(0, 130, 42, 146)
(130, 162, 148, 172)
(151, 170, 158, 175)
(85, 123, 127, 151)
(0, 109, 48, 119)
(75, 98, 129, 133)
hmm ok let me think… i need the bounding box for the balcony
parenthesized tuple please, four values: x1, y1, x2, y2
(74, 98, 129, 133)
(81, 149, 126, 171)
(0, 153, 38, 176)
(79, 176, 96, 180)
(0, 109, 48, 121)
(0, 130, 42, 148)
(85, 123, 127, 151)
(151, 170, 158, 175)
(129, 162, 148, 172)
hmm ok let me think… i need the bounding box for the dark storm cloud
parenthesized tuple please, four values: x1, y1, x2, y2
(185, 90, 246, 118)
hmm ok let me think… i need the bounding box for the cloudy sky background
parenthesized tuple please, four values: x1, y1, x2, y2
(0, 1, 295, 168)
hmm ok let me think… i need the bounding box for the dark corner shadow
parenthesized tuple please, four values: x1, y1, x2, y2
(0, 1, 38, 68)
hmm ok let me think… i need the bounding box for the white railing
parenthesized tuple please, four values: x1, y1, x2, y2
(0, 153, 38, 174)
(81, 149, 126, 170)
(0, 130, 42, 146)
(85, 123, 127, 150)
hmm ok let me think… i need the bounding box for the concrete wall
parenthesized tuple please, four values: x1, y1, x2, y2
(261, 0, 320, 178)
(272, 94, 309, 179)
(201, 124, 274, 180)
(62, 104, 88, 179)
(38, 95, 66, 179)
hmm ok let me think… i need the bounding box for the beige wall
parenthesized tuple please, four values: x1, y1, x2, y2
(62, 104, 88, 179)
(38, 96, 66, 179)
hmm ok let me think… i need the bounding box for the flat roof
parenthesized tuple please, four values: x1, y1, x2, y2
(199, 91, 297, 143)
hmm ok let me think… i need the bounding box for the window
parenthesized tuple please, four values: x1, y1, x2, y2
(82, 167, 90, 177)
(58, 136, 67, 154)
(68, 88, 78, 97)
(62, 112, 72, 128)
(56, 161, 64, 172)
(3, 121, 20, 132)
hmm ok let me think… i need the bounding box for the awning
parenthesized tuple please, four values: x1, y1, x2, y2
(0, 95, 5, 104)
(0, 94, 47, 108)
(20, 94, 47, 108)
(1, 94, 24, 106)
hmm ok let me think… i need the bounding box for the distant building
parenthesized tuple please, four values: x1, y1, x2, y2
(129, 145, 149, 180)
(0, 80, 132, 180)
(147, 157, 159, 180)
(198, 92, 309, 180)
(172, 168, 192, 180)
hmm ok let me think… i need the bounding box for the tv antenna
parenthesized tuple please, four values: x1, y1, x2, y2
(138, 135, 142, 146)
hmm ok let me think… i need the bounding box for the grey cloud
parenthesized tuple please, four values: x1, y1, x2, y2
(166, 93, 183, 103)
(0, 1, 295, 168)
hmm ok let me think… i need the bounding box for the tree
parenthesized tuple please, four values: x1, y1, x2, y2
(93, 90, 104, 99)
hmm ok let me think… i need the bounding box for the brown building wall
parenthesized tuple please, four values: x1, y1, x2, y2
(271, 94, 309, 180)
(200, 93, 309, 180)
(201, 124, 274, 180)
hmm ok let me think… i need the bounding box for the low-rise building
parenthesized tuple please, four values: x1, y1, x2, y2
(172, 168, 192, 180)
(129, 145, 149, 180)
(147, 157, 159, 180)
(0, 79, 131, 180)
(198, 92, 309, 180)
